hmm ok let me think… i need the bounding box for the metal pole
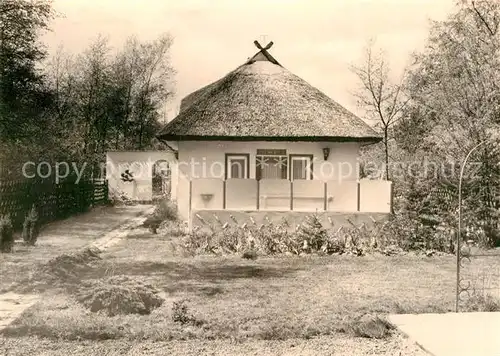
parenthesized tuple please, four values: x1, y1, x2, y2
(456, 140, 487, 312)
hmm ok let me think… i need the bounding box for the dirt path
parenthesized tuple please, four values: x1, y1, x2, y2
(0, 204, 154, 331)
(0, 204, 152, 292)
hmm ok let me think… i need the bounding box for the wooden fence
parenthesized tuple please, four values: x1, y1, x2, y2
(0, 178, 109, 229)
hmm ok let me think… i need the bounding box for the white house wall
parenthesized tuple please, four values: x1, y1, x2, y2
(106, 151, 177, 202)
(177, 141, 361, 181)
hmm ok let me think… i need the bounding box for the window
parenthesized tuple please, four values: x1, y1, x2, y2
(256, 149, 288, 180)
(225, 154, 249, 179)
(290, 155, 313, 180)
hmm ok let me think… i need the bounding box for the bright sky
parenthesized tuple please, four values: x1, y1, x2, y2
(44, 0, 456, 121)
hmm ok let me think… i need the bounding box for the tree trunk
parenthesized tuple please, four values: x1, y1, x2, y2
(384, 127, 390, 181)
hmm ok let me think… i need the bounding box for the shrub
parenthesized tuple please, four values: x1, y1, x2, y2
(0, 215, 14, 253)
(183, 213, 454, 257)
(343, 314, 394, 339)
(172, 299, 203, 326)
(253, 221, 294, 254)
(182, 228, 211, 254)
(41, 247, 102, 281)
(185, 216, 375, 256)
(22, 204, 40, 246)
(77, 275, 164, 316)
(213, 226, 246, 253)
(323, 228, 347, 254)
(296, 214, 328, 252)
(108, 188, 133, 206)
(143, 200, 178, 234)
(242, 249, 258, 260)
(154, 199, 178, 222)
(463, 292, 500, 312)
(161, 220, 187, 237)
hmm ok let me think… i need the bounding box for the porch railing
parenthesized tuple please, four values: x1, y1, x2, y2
(186, 178, 392, 214)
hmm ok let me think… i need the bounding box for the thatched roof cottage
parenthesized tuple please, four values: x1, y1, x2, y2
(157, 41, 391, 228)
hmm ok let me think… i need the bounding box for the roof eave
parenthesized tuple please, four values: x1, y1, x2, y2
(156, 134, 383, 144)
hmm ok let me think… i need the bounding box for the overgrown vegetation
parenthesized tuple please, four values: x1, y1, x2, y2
(3, 236, 475, 344)
(342, 314, 395, 339)
(463, 291, 500, 312)
(77, 275, 164, 316)
(41, 247, 102, 281)
(18, 247, 104, 292)
(0, 0, 175, 180)
(0, 215, 14, 253)
(172, 299, 204, 326)
(183, 213, 450, 256)
(143, 199, 178, 234)
(354, 0, 500, 249)
(22, 205, 39, 246)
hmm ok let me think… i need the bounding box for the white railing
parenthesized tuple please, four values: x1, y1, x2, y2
(188, 178, 392, 213)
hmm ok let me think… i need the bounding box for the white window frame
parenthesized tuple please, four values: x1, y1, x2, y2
(290, 155, 312, 181)
(226, 154, 249, 179)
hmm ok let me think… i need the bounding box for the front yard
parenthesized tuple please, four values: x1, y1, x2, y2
(3, 222, 498, 355)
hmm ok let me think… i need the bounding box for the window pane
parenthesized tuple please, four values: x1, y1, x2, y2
(292, 157, 311, 180)
(230, 159, 245, 178)
(292, 159, 306, 180)
(257, 156, 287, 179)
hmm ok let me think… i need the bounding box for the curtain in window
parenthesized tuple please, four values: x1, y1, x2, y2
(292, 158, 307, 180)
(230, 159, 245, 178)
(256, 156, 287, 179)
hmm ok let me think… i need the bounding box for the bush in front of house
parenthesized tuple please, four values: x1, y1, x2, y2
(143, 199, 178, 234)
(183, 215, 371, 256)
(296, 214, 328, 252)
(154, 199, 178, 222)
(382, 213, 454, 254)
(252, 219, 296, 254)
(186, 225, 249, 254)
(107, 188, 135, 206)
(77, 275, 164, 316)
(0, 215, 14, 253)
(182, 211, 459, 257)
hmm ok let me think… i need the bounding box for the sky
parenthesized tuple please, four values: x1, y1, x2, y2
(44, 0, 457, 122)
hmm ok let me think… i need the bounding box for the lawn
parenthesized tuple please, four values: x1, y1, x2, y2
(0, 206, 147, 293)
(1, 227, 499, 355)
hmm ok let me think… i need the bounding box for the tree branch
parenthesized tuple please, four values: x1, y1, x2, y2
(471, 0, 497, 36)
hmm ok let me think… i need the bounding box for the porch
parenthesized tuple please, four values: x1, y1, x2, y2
(179, 178, 392, 228)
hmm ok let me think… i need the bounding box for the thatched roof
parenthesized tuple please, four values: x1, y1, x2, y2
(158, 41, 381, 143)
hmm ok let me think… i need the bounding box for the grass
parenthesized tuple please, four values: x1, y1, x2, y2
(0, 205, 150, 293)
(3, 237, 457, 339)
(1, 227, 499, 355)
(0, 333, 425, 355)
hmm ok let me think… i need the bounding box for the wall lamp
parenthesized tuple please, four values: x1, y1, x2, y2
(322, 147, 330, 161)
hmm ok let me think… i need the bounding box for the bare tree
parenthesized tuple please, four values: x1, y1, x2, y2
(351, 41, 409, 180)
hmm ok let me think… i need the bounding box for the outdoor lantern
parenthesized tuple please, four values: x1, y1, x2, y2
(322, 147, 330, 161)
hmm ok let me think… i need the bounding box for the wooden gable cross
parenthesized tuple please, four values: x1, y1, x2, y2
(254, 40, 274, 51)
(247, 39, 281, 66)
